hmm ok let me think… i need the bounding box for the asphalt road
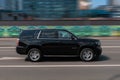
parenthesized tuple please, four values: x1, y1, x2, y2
(0, 39, 120, 80)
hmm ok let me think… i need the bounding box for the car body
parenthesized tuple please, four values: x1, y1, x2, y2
(16, 29, 102, 62)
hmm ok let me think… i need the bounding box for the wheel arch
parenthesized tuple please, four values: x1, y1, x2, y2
(26, 45, 42, 54)
(79, 46, 95, 54)
(79, 46, 96, 61)
(79, 46, 101, 61)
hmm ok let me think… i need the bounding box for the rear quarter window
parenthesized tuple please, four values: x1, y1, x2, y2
(39, 30, 57, 38)
(19, 30, 39, 39)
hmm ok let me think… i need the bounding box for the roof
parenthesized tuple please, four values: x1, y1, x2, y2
(23, 29, 67, 31)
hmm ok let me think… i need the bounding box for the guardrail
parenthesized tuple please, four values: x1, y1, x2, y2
(0, 20, 120, 25)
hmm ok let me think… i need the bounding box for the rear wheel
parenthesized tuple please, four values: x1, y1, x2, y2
(27, 48, 42, 62)
(80, 48, 95, 62)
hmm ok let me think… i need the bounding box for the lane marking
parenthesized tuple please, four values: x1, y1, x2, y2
(102, 46, 120, 48)
(0, 46, 120, 49)
(0, 57, 24, 60)
(0, 65, 120, 68)
(0, 47, 15, 49)
(0, 50, 15, 51)
(0, 57, 120, 68)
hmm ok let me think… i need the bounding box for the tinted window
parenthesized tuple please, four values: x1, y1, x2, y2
(20, 30, 39, 39)
(58, 31, 71, 39)
(40, 30, 57, 38)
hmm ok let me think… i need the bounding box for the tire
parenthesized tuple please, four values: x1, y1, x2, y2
(27, 48, 42, 62)
(80, 48, 95, 62)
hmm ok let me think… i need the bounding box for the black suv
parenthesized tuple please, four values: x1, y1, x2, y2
(16, 29, 102, 62)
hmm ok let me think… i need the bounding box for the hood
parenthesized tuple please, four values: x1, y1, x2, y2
(78, 37, 100, 42)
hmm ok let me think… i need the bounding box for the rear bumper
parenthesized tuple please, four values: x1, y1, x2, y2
(16, 46, 27, 55)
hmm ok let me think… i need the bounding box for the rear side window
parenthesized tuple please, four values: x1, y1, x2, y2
(19, 30, 39, 39)
(40, 30, 57, 38)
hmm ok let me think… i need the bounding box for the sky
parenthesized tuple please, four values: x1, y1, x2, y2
(91, 0, 107, 8)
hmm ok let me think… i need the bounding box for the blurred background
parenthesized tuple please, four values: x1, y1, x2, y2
(0, 1, 119, 80)
(0, 0, 120, 20)
(0, 0, 120, 38)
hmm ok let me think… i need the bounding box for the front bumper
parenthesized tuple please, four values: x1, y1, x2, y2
(95, 46, 102, 56)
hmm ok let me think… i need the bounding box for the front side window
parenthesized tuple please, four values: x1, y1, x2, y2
(58, 31, 71, 39)
(40, 30, 57, 38)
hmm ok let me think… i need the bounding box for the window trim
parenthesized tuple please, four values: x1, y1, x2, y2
(37, 30, 41, 39)
(37, 30, 77, 40)
(37, 30, 58, 39)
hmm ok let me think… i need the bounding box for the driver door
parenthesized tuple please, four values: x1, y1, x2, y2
(57, 30, 79, 55)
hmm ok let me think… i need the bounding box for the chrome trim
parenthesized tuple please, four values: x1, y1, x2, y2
(37, 37, 72, 40)
(37, 30, 41, 39)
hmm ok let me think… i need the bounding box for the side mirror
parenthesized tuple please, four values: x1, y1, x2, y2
(71, 36, 77, 40)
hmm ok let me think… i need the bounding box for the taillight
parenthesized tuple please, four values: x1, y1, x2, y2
(17, 39, 19, 46)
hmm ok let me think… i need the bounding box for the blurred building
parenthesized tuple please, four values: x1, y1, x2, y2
(22, 0, 91, 19)
(78, 0, 90, 10)
(14, 0, 23, 10)
(96, 0, 120, 18)
(109, 0, 120, 6)
(0, 10, 26, 20)
(0, 0, 4, 9)
(22, 0, 80, 19)
(0, 0, 22, 10)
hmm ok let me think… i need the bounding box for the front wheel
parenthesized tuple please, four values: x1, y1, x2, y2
(27, 48, 42, 62)
(80, 48, 95, 62)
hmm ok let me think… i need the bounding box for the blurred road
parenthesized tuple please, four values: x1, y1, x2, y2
(0, 38, 120, 80)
